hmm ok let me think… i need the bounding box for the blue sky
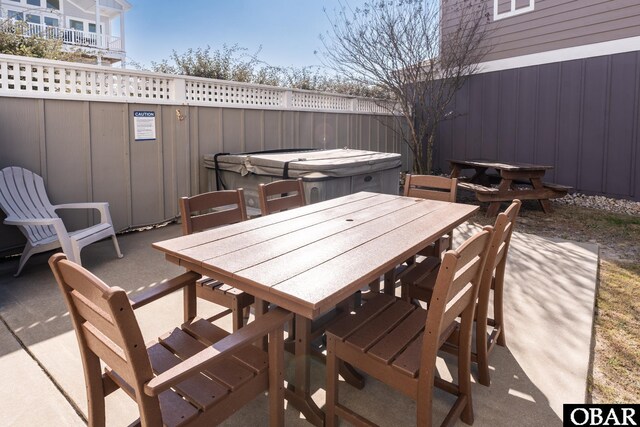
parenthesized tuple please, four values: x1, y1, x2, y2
(125, 1, 365, 69)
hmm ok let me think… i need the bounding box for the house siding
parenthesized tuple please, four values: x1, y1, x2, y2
(442, 0, 640, 62)
(62, 1, 112, 35)
(433, 51, 640, 202)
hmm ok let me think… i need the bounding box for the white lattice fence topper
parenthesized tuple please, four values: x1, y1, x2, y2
(0, 57, 172, 100)
(0, 54, 393, 114)
(356, 99, 390, 114)
(185, 80, 285, 107)
(291, 92, 353, 111)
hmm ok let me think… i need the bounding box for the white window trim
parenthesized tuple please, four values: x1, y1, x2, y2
(0, 1, 64, 15)
(6, 9, 24, 20)
(25, 11, 40, 23)
(66, 17, 103, 33)
(2, 7, 63, 25)
(494, 0, 535, 21)
(44, 0, 61, 12)
(42, 14, 59, 26)
(67, 17, 85, 31)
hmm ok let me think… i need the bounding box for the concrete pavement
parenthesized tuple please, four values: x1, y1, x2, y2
(0, 221, 598, 426)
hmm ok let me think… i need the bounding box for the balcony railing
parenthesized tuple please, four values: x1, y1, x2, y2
(3, 21, 123, 52)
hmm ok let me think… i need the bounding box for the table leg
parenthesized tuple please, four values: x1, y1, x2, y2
(368, 277, 380, 294)
(183, 281, 197, 322)
(383, 270, 396, 295)
(539, 199, 552, 213)
(471, 167, 490, 185)
(486, 202, 501, 217)
(487, 177, 513, 217)
(285, 315, 325, 426)
(254, 298, 269, 350)
(340, 362, 365, 389)
(531, 177, 553, 213)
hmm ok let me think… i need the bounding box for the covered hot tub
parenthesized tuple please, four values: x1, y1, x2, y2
(203, 148, 402, 214)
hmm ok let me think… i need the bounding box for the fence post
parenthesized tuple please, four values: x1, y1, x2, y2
(284, 90, 293, 109)
(172, 78, 187, 103)
(351, 98, 358, 112)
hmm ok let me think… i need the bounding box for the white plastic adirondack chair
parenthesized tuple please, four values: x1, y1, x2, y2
(0, 166, 123, 276)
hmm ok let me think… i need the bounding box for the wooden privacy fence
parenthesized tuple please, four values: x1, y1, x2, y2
(434, 50, 640, 202)
(0, 54, 408, 255)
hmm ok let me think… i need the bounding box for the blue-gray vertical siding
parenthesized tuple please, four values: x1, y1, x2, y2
(434, 51, 640, 201)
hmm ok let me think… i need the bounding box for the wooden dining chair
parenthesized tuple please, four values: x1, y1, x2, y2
(325, 227, 493, 427)
(258, 178, 306, 215)
(404, 174, 458, 256)
(471, 199, 521, 385)
(179, 189, 254, 331)
(401, 200, 521, 386)
(257, 179, 307, 339)
(257, 179, 357, 360)
(49, 253, 291, 427)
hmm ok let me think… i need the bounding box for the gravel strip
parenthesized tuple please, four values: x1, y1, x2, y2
(553, 193, 640, 216)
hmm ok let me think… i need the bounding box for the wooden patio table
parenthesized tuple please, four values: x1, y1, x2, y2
(449, 159, 569, 216)
(153, 191, 478, 426)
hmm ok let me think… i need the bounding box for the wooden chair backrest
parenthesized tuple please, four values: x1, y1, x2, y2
(403, 174, 458, 203)
(49, 253, 163, 425)
(419, 227, 493, 381)
(258, 178, 306, 215)
(487, 199, 520, 273)
(180, 189, 247, 235)
(0, 166, 58, 243)
(477, 199, 521, 314)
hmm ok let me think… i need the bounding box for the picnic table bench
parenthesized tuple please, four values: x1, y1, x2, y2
(450, 159, 571, 216)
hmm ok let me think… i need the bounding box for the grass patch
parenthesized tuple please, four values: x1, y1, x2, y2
(600, 214, 640, 227)
(591, 261, 640, 403)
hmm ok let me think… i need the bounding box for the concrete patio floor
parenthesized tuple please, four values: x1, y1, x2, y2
(0, 221, 598, 426)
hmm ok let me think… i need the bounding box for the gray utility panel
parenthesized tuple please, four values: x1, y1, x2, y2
(204, 149, 402, 214)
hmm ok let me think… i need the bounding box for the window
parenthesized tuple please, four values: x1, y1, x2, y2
(27, 0, 41, 6)
(69, 19, 83, 31)
(46, 0, 60, 10)
(88, 23, 96, 33)
(44, 16, 58, 26)
(494, 0, 534, 21)
(26, 14, 40, 24)
(8, 10, 24, 20)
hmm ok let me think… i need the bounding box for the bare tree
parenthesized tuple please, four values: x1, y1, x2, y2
(320, 0, 490, 174)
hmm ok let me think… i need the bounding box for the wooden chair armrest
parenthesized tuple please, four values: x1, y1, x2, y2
(144, 308, 293, 396)
(129, 272, 201, 310)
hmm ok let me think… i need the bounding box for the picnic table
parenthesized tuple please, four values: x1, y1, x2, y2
(449, 159, 570, 216)
(153, 191, 478, 426)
